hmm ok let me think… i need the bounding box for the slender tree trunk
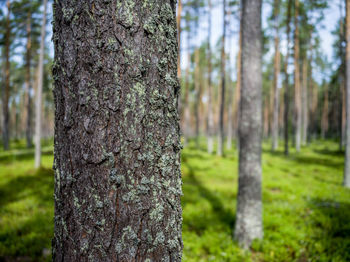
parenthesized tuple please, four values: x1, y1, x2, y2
(226, 72, 233, 150)
(233, 14, 242, 148)
(342, 82, 346, 147)
(177, 0, 182, 79)
(321, 85, 329, 139)
(226, 11, 233, 151)
(207, 0, 214, 154)
(344, 0, 350, 187)
(234, 0, 263, 249)
(2, 0, 10, 150)
(272, 0, 280, 151)
(25, 12, 33, 148)
(194, 48, 202, 148)
(310, 71, 318, 140)
(52, 1, 183, 260)
(294, 0, 301, 152)
(35, 0, 47, 168)
(226, 100, 233, 149)
(217, 0, 226, 156)
(183, 12, 191, 144)
(177, 0, 183, 116)
(263, 99, 269, 138)
(284, 0, 292, 155)
(301, 58, 308, 145)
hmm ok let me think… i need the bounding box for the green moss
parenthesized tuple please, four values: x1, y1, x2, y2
(1, 139, 350, 261)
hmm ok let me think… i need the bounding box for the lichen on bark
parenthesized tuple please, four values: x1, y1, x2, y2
(52, 0, 182, 261)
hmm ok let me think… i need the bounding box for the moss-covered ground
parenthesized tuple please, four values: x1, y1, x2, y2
(0, 139, 349, 261)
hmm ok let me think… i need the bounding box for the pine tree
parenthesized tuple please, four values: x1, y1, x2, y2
(34, 0, 47, 168)
(52, 1, 183, 260)
(234, 0, 263, 249)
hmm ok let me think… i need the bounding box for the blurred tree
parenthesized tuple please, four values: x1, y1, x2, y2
(12, 0, 42, 148)
(344, 0, 350, 188)
(207, 0, 214, 154)
(217, 0, 227, 156)
(234, 0, 263, 249)
(1, 0, 11, 150)
(294, 0, 302, 152)
(284, 0, 292, 155)
(271, 0, 281, 151)
(34, 0, 48, 168)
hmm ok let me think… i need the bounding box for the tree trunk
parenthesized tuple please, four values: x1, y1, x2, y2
(207, 0, 214, 154)
(25, 12, 33, 148)
(301, 58, 308, 145)
(217, 0, 226, 156)
(183, 12, 191, 144)
(194, 48, 202, 148)
(342, 82, 346, 147)
(35, 0, 47, 168)
(226, 73, 233, 150)
(234, 0, 263, 249)
(272, 0, 280, 151)
(177, 0, 182, 79)
(284, 0, 292, 155)
(2, 0, 10, 150)
(233, 12, 242, 149)
(52, 1, 183, 260)
(344, 0, 350, 187)
(263, 99, 269, 138)
(294, 0, 301, 152)
(321, 85, 329, 139)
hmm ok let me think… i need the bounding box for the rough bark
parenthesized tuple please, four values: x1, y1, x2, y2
(217, 0, 226, 156)
(2, 0, 10, 150)
(271, 0, 280, 151)
(301, 58, 308, 145)
(207, 0, 214, 154)
(52, 1, 183, 260)
(294, 0, 301, 152)
(284, 0, 292, 155)
(344, 0, 350, 188)
(234, 0, 263, 249)
(35, 0, 47, 168)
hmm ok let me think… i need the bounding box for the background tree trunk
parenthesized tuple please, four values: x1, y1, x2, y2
(321, 85, 329, 139)
(234, 0, 263, 249)
(35, 0, 47, 168)
(25, 12, 33, 148)
(294, 0, 302, 152)
(344, 0, 350, 187)
(207, 0, 214, 154)
(272, 0, 280, 151)
(52, 1, 183, 260)
(284, 0, 292, 155)
(217, 0, 227, 157)
(183, 12, 191, 145)
(177, 0, 182, 80)
(233, 13, 242, 150)
(2, 0, 11, 150)
(194, 48, 202, 148)
(301, 58, 308, 145)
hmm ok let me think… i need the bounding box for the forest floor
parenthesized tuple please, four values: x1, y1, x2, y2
(0, 139, 349, 261)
